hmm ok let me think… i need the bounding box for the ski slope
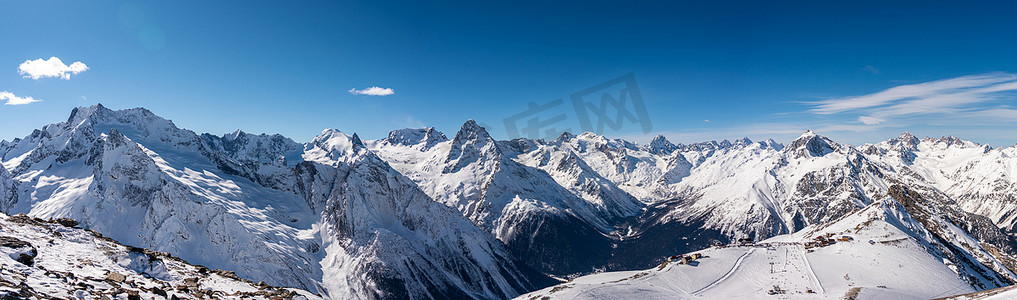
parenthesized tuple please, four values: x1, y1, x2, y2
(518, 201, 991, 300)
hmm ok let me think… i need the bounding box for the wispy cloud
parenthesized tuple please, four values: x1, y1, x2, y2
(348, 86, 395, 96)
(863, 65, 880, 75)
(806, 73, 1017, 127)
(810, 73, 1017, 115)
(0, 91, 42, 105)
(18, 57, 89, 80)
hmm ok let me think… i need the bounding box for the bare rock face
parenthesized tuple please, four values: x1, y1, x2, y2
(54, 218, 77, 228)
(0, 236, 36, 266)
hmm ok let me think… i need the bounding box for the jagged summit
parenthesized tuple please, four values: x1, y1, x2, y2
(66, 104, 171, 129)
(215, 129, 295, 145)
(554, 131, 577, 144)
(879, 132, 922, 164)
(646, 135, 677, 154)
(383, 127, 448, 148)
(449, 119, 497, 149)
(225, 129, 246, 140)
(896, 132, 920, 147)
(310, 129, 367, 159)
(457, 119, 491, 138)
(760, 138, 784, 150)
(798, 129, 818, 138)
(303, 129, 375, 167)
(784, 130, 838, 158)
(350, 132, 363, 146)
(444, 120, 501, 173)
(933, 135, 980, 147)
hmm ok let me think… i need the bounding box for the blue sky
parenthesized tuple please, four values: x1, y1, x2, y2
(3, 1, 1017, 146)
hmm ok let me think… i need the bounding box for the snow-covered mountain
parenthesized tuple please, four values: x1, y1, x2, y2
(297, 129, 552, 298)
(0, 105, 551, 299)
(6, 104, 1017, 299)
(862, 133, 1017, 232)
(368, 121, 638, 276)
(0, 105, 321, 290)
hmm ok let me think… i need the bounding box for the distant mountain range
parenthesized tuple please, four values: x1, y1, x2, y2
(3, 104, 1017, 299)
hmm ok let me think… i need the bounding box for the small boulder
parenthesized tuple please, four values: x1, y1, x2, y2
(54, 218, 78, 228)
(183, 277, 199, 288)
(212, 269, 239, 279)
(152, 287, 167, 297)
(105, 272, 126, 283)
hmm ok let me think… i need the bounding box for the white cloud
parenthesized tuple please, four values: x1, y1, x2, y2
(858, 116, 884, 125)
(18, 57, 89, 80)
(348, 86, 395, 96)
(0, 91, 42, 105)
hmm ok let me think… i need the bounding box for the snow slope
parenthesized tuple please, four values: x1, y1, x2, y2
(0, 212, 320, 299)
(520, 186, 1016, 299)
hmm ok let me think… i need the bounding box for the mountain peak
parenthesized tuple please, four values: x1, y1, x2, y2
(56, 104, 190, 147)
(351, 133, 364, 147)
(225, 129, 247, 141)
(445, 120, 501, 173)
(896, 132, 920, 147)
(450, 120, 495, 145)
(460, 119, 488, 134)
(936, 135, 968, 146)
(66, 103, 113, 125)
(555, 131, 576, 143)
(785, 130, 838, 158)
(646, 135, 676, 154)
(312, 129, 366, 158)
(383, 127, 448, 148)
